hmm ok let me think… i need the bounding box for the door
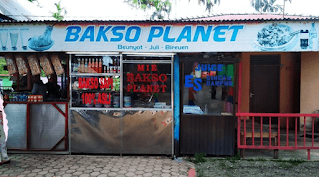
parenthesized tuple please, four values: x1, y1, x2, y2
(179, 57, 237, 155)
(250, 55, 280, 120)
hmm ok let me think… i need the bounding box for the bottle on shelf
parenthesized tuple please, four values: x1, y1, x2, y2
(77, 58, 81, 73)
(79, 58, 84, 73)
(84, 58, 88, 73)
(88, 58, 92, 73)
(95, 58, 99, 73)
(99, 58, 102, 73)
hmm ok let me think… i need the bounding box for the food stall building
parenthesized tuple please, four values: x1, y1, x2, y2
(1, 15, 319, 158)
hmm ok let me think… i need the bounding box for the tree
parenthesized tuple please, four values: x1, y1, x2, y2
(52, 1, 67, 21)
(125, 0, 291, 19)
(28, 0, 67, 20)
(124, 0, 220, 19)
(251, 0, 292, 13)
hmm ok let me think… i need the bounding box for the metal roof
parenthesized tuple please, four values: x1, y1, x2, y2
(0, 14, 318, 24)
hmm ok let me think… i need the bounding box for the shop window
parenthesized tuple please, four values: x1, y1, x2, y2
(182, 62, 235, 115)
(123, 63, 171, 109)
(70, 54, 173, 109)
(70, 55, 121, 108)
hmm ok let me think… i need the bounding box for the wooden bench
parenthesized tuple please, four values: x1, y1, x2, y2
(240, 131, 279, 159)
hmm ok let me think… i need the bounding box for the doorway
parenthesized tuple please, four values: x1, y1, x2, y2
(179, 56, 238, 155)
(250, 55, 280, 123)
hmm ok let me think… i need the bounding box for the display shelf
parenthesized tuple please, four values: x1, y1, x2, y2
(70, 73, 120, 76)
(72, 90, 119, 92)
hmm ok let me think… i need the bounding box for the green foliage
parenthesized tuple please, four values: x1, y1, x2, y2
(196, 169, 204, 177)
(27, 0, 66, 21)
(256, 157, 267, 161)
(52, 1, 67, 21)
(278, 159, 305, 169)
(125, 0, 171, 19)
(125, 0, 292, 19)
(0, 59, 9, 75)
(225, 153, 241, 161)
(194, 153, 207, 164)
(251, 0, 292, 13)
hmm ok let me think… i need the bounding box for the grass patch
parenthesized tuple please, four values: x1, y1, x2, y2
(225, 153, 241, 161)
(196, 169, 205, 177)
(186, 153, 207, 164)
(277, 158, 306, 169)
(256, 157, 267, 161)
(194, 153, 207, 164)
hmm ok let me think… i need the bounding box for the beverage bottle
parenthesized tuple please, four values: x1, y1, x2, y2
(113, 57, 116, 66)
(99, 58, 102, 73)
(88, 58, 92, 73)
(80, 58, 84, 73)
(84, 58, 88, 73)
(77, 58, 81, 73)
(309, 23, 317, 50)
(71, 59, 75, 73)
(95, 58, 99, 73)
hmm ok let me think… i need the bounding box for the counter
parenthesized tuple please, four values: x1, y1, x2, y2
(4, 102, 68, 153)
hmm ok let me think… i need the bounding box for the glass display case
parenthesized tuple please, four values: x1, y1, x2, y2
(70, 54, 173, 110)
(70, 54, 121, 109)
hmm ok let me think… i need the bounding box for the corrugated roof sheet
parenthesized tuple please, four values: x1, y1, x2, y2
(0, 14, 318, 23)
(0, 0, 54, 21)
(191, 14, 315, 21)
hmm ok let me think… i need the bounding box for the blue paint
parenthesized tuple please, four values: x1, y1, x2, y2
(96, 26, 112, 42)
(173, 56, 180, 141)
(80, 26, 95, 42)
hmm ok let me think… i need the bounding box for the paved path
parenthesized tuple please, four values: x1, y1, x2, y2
(0, 154, 193, 177)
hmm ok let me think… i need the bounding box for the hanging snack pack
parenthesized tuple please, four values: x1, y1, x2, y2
(50, 54, 65, 75)
(39, 54, 54, 75)
(27, 55, 41, 75)
(4, 54, 17, 75)
(15, 54, 29, 75)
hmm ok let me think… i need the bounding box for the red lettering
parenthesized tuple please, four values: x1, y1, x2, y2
(147, 85, 153, 92)
(127, 73, 134, 82)
(133, 84, 138, 92)
(151, 65, 157, 71)
(146, 65, 150, 71)
(93, 94, 97, 104)
(151, 74, 158, 82)
(140, 85, 146, 92)
(106, 93, 111, 104)
(159, 74, 167, 82)
(78, 77, 84, 89)
(160, 85, 167, 92)
(86, 78, 90, 89)
(98, 93, 102, 104)
(142, 73, 151, 82)
(99, 78, 105, 89)
(134, 73, 142, 82)
(93, 78, 98, 89)
(154, 85, 160, 92)
(108, 78, 113, 89)
(102, 93, 111, 104)
(127, 84, 133, 92)
(137, 64, 144, 71)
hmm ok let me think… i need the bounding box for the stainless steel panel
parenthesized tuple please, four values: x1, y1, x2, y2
(5, 104, 27, 149)
(70, 110, 172, 154)
(121, 110, 172, 154)
(29, 104, 66, 150)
